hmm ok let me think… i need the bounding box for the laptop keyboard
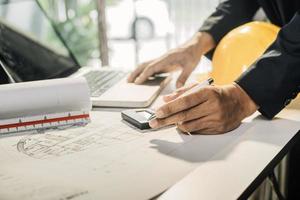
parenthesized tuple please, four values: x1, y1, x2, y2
(83, 70, 127, 97)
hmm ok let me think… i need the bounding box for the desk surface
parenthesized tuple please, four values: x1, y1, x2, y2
(0, 81, 299, 200)
(159, 109, 300, 200)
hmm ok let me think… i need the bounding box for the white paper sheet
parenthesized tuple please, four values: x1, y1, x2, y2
(0, 111, 299, 200)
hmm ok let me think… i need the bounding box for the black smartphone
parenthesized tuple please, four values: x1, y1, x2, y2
(121, 109, 155, 130)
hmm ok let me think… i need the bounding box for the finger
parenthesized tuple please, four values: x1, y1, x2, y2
(192, 128, 220, 135)
(192, 123, 240, 135)
(127, 60, 153, 83)
(176, 68, 193, 88)
(134, 57, 178, 84)
(155, 87, 209, 118)
(134, 62, 159, 84)
(163, 83, 197, 102)
(149, 101, 211, 128)
(177, 117, 241, 135)
(177, 117, 216, 133)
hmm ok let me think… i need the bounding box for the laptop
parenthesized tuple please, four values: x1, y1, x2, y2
(0, 0, 170, 108)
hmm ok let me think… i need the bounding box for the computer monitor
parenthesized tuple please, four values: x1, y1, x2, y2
(0, 0, 80, 82)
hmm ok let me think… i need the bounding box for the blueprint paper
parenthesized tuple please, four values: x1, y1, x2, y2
(0, 111, 299, 200)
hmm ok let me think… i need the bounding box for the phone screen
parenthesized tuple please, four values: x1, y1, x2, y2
(136, 110, 153, 120)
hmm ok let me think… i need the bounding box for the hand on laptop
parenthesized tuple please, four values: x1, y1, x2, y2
(149, 84, 258, 134)
(127, 32, 215, 88)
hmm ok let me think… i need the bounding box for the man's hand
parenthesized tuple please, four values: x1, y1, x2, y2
(127, 32, 215, 88)
(149, 84, 258, 134)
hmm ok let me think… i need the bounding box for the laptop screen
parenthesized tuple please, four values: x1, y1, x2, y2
(0, 0, 80, 82)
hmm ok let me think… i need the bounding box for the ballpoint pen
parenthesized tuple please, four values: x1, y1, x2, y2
(150, 78, 214, 135)
(181, 78, 214, 97)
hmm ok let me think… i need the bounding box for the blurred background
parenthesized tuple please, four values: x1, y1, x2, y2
(0, 1, 289, 198)
(0, 0, 219, 71)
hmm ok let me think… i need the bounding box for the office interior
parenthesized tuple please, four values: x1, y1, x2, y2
(0, 0, 300, 200)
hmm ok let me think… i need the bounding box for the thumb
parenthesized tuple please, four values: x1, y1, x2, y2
(176, 69, 192, 88)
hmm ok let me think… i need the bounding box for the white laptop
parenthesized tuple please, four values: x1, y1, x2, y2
(0, 1, 171, 108)
(71, 68, 170, 107)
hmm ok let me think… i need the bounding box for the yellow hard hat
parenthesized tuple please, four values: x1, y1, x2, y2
(210, 21, 280, 85)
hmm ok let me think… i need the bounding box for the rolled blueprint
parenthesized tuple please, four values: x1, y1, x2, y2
(0, 77, 92, 134)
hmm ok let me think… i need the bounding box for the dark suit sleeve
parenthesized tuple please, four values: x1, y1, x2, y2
(236, 11, 300, 119)
(199, 0, 260, 44)
(0, 61, 10, 84)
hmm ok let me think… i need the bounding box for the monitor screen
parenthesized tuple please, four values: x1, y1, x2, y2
(0, 0, 80, 82)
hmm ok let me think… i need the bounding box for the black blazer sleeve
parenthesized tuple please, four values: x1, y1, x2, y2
(236, 11, 300, 119)
(0, 60, 10, 84)
(199, 0, 260, 44)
